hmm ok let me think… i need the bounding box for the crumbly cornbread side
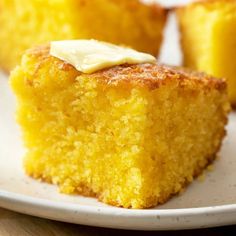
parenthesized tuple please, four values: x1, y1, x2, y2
(176, 0, 236, 107)
(10, 45, 230, 208)
(0, 0, 167, 72)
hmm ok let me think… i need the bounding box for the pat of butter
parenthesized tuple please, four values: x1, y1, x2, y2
(50, 40, 156, 73)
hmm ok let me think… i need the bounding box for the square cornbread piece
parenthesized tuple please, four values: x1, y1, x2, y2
(10, 45, 229, 209)
(0, 0, 167, 72)
(177, 0, 236, 107)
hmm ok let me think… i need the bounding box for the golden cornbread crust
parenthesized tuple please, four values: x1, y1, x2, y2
(10, 45, 230, 209)
(0, 0, 167, 71)
(27, 45, 226, 91)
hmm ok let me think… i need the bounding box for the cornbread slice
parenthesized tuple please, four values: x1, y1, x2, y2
(176, 0, 236, 107)
(10, 45, 229, 209)
(0, 0, 167, 72)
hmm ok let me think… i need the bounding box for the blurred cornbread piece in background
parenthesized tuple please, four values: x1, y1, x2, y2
(10, 45, 229, 209)
(177, 0, 236, 107)
(0, 0, 167, 72)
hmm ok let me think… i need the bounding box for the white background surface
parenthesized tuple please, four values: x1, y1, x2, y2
(147, 0, 195, 65)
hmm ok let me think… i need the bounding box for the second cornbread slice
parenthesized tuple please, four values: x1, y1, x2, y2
(0, 0, 167, 72)
(177, 0, 236, 107)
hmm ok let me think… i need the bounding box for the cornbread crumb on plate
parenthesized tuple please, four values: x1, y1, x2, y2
(0, 0, 167, 72)
(176, 0, 236, 107)
(10, 45, 230, 209)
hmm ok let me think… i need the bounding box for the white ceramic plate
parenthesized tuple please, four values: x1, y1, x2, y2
(0, 71, 236, 230)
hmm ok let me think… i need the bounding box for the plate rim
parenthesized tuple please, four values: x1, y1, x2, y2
(1, 189, 236, 215)
(1, 189, 236, 230)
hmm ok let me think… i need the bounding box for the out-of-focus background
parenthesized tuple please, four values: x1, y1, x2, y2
(146, 0, 195, 66)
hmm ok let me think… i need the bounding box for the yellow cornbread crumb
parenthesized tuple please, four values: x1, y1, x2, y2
(0, 0, 167, 72)
(177, 0, 236, 107)
(10, 45, 230, 208)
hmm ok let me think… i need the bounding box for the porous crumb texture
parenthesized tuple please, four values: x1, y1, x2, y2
(0, 0, 167, 72)
(177, 0, 236, 106)
(10, 46, 230, 209)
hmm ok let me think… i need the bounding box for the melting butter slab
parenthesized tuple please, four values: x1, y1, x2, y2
(50, 40, 156, 73)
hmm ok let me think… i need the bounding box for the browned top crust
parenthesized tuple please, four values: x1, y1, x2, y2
(25, 45, 226, 91)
